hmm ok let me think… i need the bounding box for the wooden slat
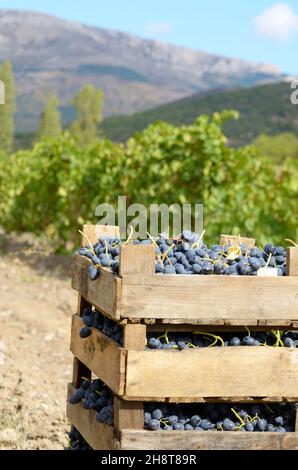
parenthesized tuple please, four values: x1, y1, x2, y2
(287, 247, 298, 276)
(114, 397, 144, 433)
(120, 430, 298, 450)
(123, 324, 147, 349)
(70, 315, 126, 395)
(122, 396, 298, 403)
(72, 357, 91, 388)
(220, 234, 256, 248)
(119, 245, 155, 276)
(125, 348, 298, 399)
(120, 275, 298, 322)
(81, 224, 120, 247)
(72, 254, 121, 320)
(296, 404, 298, 432)
(66, 384, 115, 450)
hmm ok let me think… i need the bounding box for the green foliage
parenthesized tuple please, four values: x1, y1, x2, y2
(252, 133, 298, 162)
(0, 111, 297, 250)
(101, 82, 298, 146)
(36, 95, 62, 141)
(70, 84, 104, 147)
(0, 61, 16, 154)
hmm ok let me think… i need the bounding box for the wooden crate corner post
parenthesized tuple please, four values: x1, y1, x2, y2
(81, 224, 120, 248)
(119, 244, 156, 276)
(114, 397, 144, 434)
(287, 246, 298, 276)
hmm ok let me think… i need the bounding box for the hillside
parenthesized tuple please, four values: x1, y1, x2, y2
(0, 9, 284, 134)
(101, 82, 298, 145)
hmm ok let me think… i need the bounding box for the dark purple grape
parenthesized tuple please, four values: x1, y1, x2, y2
(80, 327, 92, 338)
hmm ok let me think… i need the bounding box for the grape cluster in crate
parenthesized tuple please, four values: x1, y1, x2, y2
(78, 228, 289, 279)
(67, 225, 298, 450)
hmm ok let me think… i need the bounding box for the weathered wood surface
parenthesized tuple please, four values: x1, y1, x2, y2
(72, 255, 298, 324)
(114, 397, 144, 433)
(119, 245, 155, 275)
(120, 430, 298, 450)
(66, 384, 115, 450)
(287, 247, 298, 276)
(72, 254, 121, 320)
(121, 275, 298, 321)
(70, 315, 126, 395)
(81, 224, 120, 247)
(123, 324, 147, 349)
(125, 347, 298, 399)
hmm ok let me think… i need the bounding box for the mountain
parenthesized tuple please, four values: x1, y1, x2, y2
(0, 10, 285, 134)
(101, 82, 298, 146)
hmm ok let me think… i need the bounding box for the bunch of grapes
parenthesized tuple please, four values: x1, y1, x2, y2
(68, 427, 92, 450)
(78, 307, 298, 349)
(69, 380, 296, 433)
(69, 378, 114, 425)
(79, 307, 123, 344)
(147, 330, 298, 350)
(78, 230, 287, 279)
(144, 402, 296, 432)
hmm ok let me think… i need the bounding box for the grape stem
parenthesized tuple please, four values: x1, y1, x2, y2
(104, 240, 109, 257)
(162, 244, 175, 262)
(194, 331, 224, 347)
(244, 326, 251, 337)
(124, 225, 134, 245)
(157, 330, 170, 344)
(231, 408, 245, 426)
(78, 230, 96, 256)
(285, 238, 298, 247)
(265, 253, 272, 268)
(191, 229, 206, 249)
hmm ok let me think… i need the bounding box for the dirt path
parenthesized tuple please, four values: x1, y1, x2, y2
(0, 232, 77, 449)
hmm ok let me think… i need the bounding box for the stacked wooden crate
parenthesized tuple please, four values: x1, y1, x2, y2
(67, 225, 298, 450)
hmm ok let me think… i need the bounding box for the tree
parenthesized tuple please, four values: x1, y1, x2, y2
(70, 84, 104, 146)
(36, 95, 62, 140)
(0, 61, 15, 154)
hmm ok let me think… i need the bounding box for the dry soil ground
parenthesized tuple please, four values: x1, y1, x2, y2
(0, 231, 76, 449)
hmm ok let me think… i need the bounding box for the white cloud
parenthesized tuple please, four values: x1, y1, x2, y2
(145, 21, 173, 38)
(254, 3, 298, 42)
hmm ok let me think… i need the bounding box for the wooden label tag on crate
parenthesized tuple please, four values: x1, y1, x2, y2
(220, 234, 256, 248)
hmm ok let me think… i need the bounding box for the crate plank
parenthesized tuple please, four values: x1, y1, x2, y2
(287, 247, 298, 276)
(66, 384, 115, 450)
(121, 275, 298, 321)
(120, 430, 298, 450)
(70, 315, 126, 395)
(125, 348, 298, 399)
(72, 254, 121, 320)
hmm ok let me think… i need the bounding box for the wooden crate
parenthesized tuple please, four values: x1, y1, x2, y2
(66, 383, 298, 451)
(71, 313, 298, 401)
(72, 225, 298, 327)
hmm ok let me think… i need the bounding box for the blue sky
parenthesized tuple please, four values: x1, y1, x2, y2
(1, 1, 298, 73)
